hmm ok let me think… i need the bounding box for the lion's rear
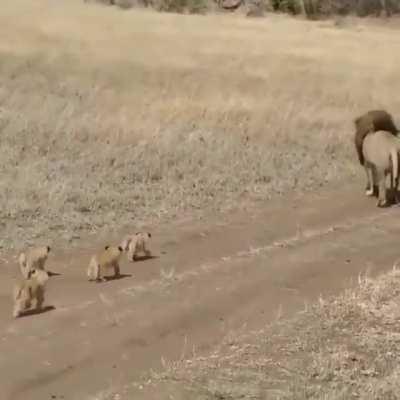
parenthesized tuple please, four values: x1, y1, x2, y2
(363, 131, 398, 171)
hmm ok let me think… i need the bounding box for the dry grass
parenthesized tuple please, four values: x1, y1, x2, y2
(2, 1, 400, 249)
(128, 267, 400, 399)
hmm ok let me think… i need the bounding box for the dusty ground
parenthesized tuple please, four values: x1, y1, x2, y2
(2, 183, 400, 400)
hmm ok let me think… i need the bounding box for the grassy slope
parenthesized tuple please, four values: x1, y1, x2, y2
(128, 268, 400, 399)
(1, 1, 400, 249)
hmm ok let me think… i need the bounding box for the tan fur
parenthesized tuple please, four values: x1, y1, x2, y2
(354, 110, 397, 164)
(13, 269, 49, 318)
(362, 130, 400, 207)
(121, 232, 152, 262)
(87, 245, 123, 282)
(18, 246, 51, 279)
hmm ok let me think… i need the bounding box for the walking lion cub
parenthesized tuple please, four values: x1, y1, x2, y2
(13, 269, 50, 318)
(362, 130, 400, 207)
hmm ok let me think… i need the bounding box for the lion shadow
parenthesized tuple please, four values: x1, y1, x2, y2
(17, 305, 56, 318)
(131, 254, 159, 263)
(369, 186, 400, 207)
(100, 273, 132, 282)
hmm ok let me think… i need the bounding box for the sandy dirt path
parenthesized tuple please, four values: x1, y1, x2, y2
(1, 184, 400, 400)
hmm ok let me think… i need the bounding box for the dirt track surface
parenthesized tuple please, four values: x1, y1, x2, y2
(2, 184, 400, 400)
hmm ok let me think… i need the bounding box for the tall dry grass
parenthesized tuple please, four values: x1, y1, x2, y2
(1, 0, 400, 248)
(143, 268, 400, 399)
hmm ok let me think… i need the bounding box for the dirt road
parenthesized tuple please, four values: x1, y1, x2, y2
(1, 184, 400, 400)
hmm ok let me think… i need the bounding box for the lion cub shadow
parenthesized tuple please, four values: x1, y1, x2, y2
(18, 305, 56, 318)
(101, 273, 132, 282)
(47, 270, 62, 277)
(131, 254, 159, 263)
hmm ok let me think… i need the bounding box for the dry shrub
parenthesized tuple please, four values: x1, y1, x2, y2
(245, 3, 265, 17)
(268, 0, 400, 18)
(152, 0, 208, 13)
(84, 0, 208, 12)
(83, 0, 400, 16)
(83, 0, 115, 5)
(114, 0, 138, 8)
(302, 0, 400, 18)
(271, 0, 303, 14)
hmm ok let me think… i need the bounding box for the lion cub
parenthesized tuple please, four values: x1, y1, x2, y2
(18, 246, 51, 279)
(362, 130, 400, 207)
(13, 269, 49, 318)
(87, 245, 123, 282)
(121, 232, 152, 262)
